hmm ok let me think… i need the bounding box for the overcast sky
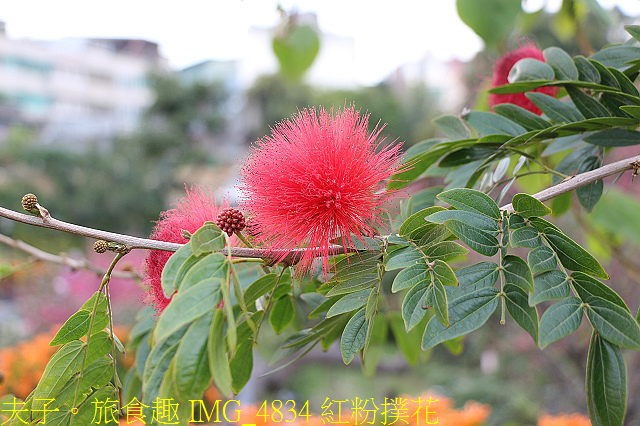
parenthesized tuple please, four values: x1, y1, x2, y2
(2, 0, 640, 85)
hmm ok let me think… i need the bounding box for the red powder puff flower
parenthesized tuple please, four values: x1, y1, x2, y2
(143, 185, 233, 312)
(489, 44, 558, 115)
(239, 106, 403, 274)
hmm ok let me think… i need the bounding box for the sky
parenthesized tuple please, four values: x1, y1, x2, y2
(2, 0, 640, 85)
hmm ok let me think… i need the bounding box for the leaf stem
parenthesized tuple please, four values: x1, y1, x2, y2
(70, 251, 126, 425)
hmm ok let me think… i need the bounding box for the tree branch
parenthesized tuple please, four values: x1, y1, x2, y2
(0, 233, 142, 280)
(500, 154, 640, 213)
(1, 154, 638, 263)
(0, 205, 350, 262)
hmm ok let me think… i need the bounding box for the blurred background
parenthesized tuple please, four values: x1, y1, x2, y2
(1, 1, 640, 424)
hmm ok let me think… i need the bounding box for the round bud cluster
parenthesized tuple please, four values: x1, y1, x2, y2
(21, 193, 38, 211)
(94, 240, 108, 253)
(216, 208, 246, 236)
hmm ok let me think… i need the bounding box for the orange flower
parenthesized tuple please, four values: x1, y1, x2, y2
(0, 328, 58, 399)
(538, 413, 591, 426)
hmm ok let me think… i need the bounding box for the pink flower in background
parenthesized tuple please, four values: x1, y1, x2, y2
(489, 44, 558, 115)
(239, 106, 403, 274)
(143, 185, 231, 312)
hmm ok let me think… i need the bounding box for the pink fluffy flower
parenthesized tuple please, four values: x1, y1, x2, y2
(239, 106, 403, 274)
(489, 44, 558, 115)
(143, 185, 232, 312)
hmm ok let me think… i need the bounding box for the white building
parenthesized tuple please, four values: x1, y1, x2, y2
(0, 23, 168, 148)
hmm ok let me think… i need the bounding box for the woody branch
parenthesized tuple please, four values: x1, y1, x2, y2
(0, 153, 638, 260)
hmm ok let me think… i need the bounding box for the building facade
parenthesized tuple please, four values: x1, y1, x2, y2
(0, 23, 168, 148)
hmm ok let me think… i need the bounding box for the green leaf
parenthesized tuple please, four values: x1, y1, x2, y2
(584, 128, 640, 147)
(191, 223, 226, 257)
(73, 385, 117, 425)
(142, 324, 187, 404)
(454, 262, 499, 296)
(439, 146, 499, 167)
(526, 92, 584, 123)
(433, 259, 458, 287)
(585, 296, 640, 350)
(154, 277, 222, 343)
(437, 188, 501, 219)
(244, 273, 279, 307)
(566, 86, 611, 118)
(464, 111, 527, 136)
(608, 67, 640, 97)
(574, 55, 600, 83)
(510, 226, 542, 248)
(180, 253, 228, 292)
(619, 105, 640, 118)
(586, 332, 627, 426)
(432, 278, 449, 327)
(542, 227, 609, 279)
(456, 0, 521, 50)
(444, 219, 499, 257)
(425, 210, 499, 233)
(384, 245, 423, 271)
(329, 263, 379, 286)
(399, 206, 446, 237)
(529, 270, 570, 306)
(327, 275, 378, 297)
(590, 45, 640, 69)
(626, 24, 640, 42)
(571, 272, 629, 311)
(539, 297, 583, 348)
(392, 261, 429, 293)
(161, 243, 196, 297)
(543, 47, 578, 80)
(50, 309, 105, 346)
(327, 289, 371, 318)
(173, 311, 213, 401)
(433, 114, 471, 140)
(509, 58, 555, 82)
(422, 241, 469, 262)
(504, 284, 539, 345)
(422, 287, 499, 351)
(208, 309, 232, 397)
(502, 255, 534, 292)
(80, 291, 108, 313)
(389, 145, 451, 190)
(341, 308, 368, 364)
(402, 281, 432, 331)
(79, 357, 113, 391)
(551, 191, 572, 217)
(418, 224, 453, 247)
(32, 340, 84, 411)
(389, 313, 423, 365)
(492, 103, 552, 131)
(575, 156, 603, 213)
(273, 25, 319, 80)
(269, 296, 295, 334)
(509, 214, 526, 229)
(528, 246, 558, 274)
(589, 60, 620, 89)
(230, 340, 253, 394)
(542, 134, 585, 157)
(85, 330, 113, 366)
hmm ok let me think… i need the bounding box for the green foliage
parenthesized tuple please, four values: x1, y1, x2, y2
(15, 21, 640, 426)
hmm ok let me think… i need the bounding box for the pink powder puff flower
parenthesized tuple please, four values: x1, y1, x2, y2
(489, 44, 558, 115)
(143, 185, 233, 312)
(238, 106, 404, 274)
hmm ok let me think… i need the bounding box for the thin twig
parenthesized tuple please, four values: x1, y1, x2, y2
(500, 154, 640, 213)
(0, 232, 141, 280)
(0, 206, 350, 261)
